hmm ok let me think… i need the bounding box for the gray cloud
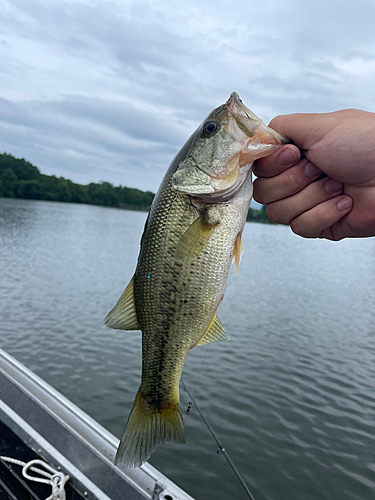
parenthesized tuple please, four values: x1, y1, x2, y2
(1, 0, 375, 192)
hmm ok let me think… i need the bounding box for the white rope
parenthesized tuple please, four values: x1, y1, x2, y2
(0, 457, 51, 478)
(0, 456, 70, 500)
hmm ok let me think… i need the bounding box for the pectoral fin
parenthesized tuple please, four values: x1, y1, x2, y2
(195, 314, 229, 346)
(104, 276, 139, 330)
(233, 232, 244, 278)
(175, 213, 219, 261)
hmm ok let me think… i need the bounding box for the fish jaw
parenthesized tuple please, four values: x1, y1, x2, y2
(226, 91, 290, 164)
(171, 92, 289, 200)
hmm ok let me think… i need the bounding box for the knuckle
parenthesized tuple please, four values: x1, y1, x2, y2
(315, 203, 335, 227)
(283, 169, 304, 194)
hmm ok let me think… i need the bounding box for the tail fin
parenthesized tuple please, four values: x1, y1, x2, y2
(115, 389, 186, 468)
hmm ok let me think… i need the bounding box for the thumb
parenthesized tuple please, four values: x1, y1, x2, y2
(268, 113, 335, 151)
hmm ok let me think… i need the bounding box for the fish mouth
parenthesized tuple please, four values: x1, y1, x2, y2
(226, 91, 260, 123)
(226, 91, 290, 149)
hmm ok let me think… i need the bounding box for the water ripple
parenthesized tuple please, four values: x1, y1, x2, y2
(1, 199, 375, 500)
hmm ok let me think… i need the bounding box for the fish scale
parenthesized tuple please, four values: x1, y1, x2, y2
(104, 92, 288, 467)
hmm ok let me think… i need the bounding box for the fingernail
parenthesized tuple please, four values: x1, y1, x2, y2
(278, 148, 298, 166)
(324, 179, 343, 194)
(337, 196, 352, 211)
(304, 162, 321, 178)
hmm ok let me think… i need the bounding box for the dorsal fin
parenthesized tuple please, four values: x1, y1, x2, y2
(104, 276, 139, 330)
(195, 313, 229, 346)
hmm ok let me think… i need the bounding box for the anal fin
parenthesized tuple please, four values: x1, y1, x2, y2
(104, 276, 139, 330)
(195, 313, 229, 346)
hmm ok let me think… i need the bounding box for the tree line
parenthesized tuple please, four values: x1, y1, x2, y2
(0, 152, 272, 222)
(0, 153, 154, 211)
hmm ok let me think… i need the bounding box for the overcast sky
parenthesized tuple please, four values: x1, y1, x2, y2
(1, 0, 375, 192)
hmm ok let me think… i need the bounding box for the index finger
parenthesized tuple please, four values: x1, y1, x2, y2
(253, 144, 301, 178)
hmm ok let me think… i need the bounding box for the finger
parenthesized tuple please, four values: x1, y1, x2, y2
(267, 178, 345, 225)
(253, 144, 301, 178)
(253, 159, 321, 205)
(290, 196, 353, 238)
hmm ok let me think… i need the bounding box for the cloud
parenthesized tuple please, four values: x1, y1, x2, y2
(0, 95, 182, 189)
(0, 0, 375, 191)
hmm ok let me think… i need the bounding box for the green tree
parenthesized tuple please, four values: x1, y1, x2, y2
(39, 174, 57, 201)
(15, 180, 42, 199)
(87, 182, 119, 206)
(67, 179, 88, 204)
(118, 185, 154, 209)
(0, 153, 40, 180)
(56, 178, 72, 202)
(1, 168, 18, 197)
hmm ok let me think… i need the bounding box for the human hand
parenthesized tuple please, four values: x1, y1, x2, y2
(253, 109, 375, 240)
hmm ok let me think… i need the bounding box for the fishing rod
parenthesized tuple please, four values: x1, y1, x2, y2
(181, 380, 257, 500)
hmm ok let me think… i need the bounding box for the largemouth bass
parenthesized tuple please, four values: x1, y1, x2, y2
(105, 92, 288, 467)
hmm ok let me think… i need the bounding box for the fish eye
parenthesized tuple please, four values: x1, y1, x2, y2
(202, 120, 219, 137)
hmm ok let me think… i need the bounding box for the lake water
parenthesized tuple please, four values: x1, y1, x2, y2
(1, 196, 375, 500)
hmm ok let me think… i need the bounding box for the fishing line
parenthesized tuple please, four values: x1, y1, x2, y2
(195, 343, 209, 385)
(181, 380, 257, 500)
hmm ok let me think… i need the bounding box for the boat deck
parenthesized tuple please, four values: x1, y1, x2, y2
(0, 348, 194, 500)
(0, 419, 83, 499)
